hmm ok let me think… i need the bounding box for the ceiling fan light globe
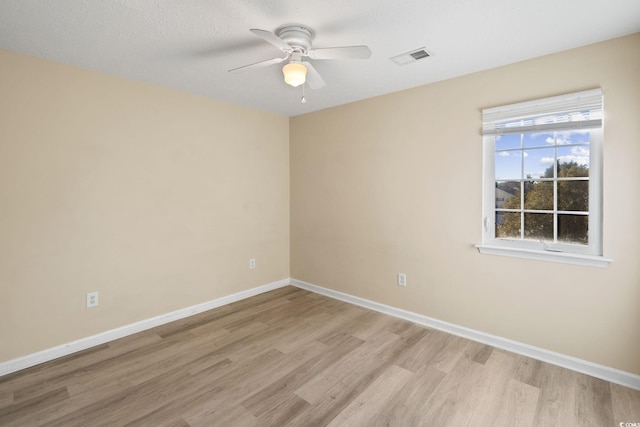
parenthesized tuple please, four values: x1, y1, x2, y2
(283, 63, 307, 87)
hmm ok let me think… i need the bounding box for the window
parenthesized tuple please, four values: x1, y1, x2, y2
(476, 89, 611, 267)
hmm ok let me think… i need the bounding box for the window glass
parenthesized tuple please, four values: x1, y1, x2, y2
(524, 147, 554, 179)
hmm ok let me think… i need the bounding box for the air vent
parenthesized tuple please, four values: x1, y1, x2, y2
(390, 48, 431, 66)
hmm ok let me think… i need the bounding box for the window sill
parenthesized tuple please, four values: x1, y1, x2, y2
(475, 244, 612, 268)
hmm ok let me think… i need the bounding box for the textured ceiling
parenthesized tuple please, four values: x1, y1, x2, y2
(1, 0, 639, 116)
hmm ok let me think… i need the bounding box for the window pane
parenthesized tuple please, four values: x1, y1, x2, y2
(556, 130, 591, 145)
(524, 180, 553, 210)
(558, 214, 588, 245)
(524, 147, 554, 179)
(495, 181, 520, 209)
(495, 134, 521, 150)
(495, 151, 522, 180)
(524, 213, 553, 241)
(523, 132, 553, 148)
(557, 145, 590, 177)
(496, 212, 520, 239)
(557, 180, 588, 211)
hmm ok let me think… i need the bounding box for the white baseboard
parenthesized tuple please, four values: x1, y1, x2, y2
(291, 278, 640, 391)
(0, 278, 290, 377)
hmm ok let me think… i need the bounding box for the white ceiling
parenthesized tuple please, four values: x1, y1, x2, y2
(1, 0, 639, 117)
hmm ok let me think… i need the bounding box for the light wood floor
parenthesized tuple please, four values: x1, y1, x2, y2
(1, 286, 639, 426)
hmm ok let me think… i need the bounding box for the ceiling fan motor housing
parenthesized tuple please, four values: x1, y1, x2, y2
(276, 25, 313, 52)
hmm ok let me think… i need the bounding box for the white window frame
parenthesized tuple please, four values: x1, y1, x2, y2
(475, 89, 612, 267)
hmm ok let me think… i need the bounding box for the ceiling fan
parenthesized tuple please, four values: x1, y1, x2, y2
(229, 25, 372, 90)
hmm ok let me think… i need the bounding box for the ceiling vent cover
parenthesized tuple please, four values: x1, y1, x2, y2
(390, 47, 431, 66)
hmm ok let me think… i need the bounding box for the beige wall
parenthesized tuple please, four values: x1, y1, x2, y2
(0, 50, 290, 362)
(291, 34, 640, 374)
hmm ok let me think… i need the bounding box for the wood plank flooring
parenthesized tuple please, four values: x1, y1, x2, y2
(1, 286, 639, 426)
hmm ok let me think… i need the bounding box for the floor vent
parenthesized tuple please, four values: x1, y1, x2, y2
(390, 48, 431, 66)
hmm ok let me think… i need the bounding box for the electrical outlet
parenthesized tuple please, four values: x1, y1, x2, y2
(86, 292, 99, 308)
(397, 273, 407, 287)
(249, 258, 256, 269)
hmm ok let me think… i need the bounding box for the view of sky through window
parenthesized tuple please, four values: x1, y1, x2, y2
(495, 131, 591, 180)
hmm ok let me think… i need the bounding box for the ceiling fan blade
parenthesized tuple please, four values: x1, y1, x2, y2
(308, 45, 372, 60)
(302, 61, 326, 90)
(249, 29, 292, 52)
(229, 56, 287, 73)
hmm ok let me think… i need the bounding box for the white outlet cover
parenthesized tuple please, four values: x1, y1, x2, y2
(398, 273, 407, 287)
(86, 292, 99, 308)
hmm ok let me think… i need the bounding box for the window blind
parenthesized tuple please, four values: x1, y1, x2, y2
(482, 88, 603, 136)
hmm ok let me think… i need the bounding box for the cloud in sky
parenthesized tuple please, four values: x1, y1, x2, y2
(571, 146, 590, 157)
(545, 130, 590, 145)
